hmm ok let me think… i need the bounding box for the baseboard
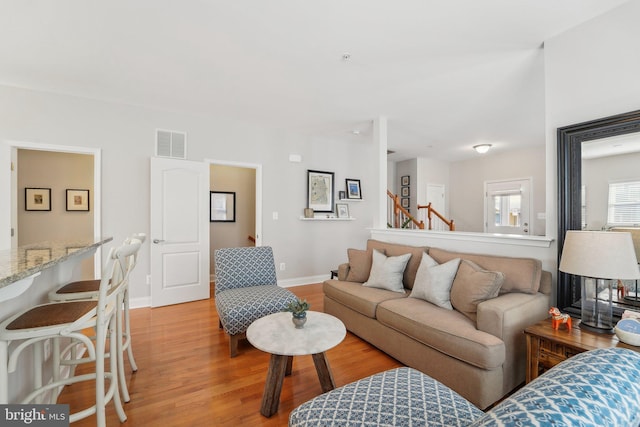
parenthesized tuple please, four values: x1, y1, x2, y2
(132, 276, 326, 309)
(278, 274, 328, 288)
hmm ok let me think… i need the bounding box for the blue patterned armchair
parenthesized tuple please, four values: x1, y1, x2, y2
(214, 246, 297, 357)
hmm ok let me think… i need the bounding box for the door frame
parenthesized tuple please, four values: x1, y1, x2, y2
(484, 177, 533, 235)
(204, 158, 262, 246)
(4, 140, 102, 275)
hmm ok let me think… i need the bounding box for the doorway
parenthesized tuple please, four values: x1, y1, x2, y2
(8, 141, 101, 278)
(484, 178, 532, 235)
(206, 159, 262, 279)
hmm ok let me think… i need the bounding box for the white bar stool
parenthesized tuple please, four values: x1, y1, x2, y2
(0, 239, 141, 426)
(48, 233, 145, 402)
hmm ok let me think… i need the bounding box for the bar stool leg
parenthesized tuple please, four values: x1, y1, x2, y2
(0, 341, 8, 404)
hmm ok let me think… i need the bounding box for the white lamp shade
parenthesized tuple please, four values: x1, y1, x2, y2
(559, 230, 640, 280)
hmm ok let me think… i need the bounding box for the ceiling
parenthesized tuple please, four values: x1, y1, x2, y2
(0, 0, 629, 162)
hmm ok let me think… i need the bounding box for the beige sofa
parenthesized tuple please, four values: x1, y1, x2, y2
(323, 239, 551, 409)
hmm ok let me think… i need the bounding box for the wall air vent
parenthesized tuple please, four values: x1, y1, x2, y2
(156, 129, 187, 159)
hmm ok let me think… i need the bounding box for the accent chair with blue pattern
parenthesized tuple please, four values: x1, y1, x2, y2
(214, 246, 297, 357)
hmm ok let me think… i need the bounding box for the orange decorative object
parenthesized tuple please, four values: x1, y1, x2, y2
(549, 307, 572, 330)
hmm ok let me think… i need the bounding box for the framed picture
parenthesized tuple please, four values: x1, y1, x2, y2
(401, 186, 410, 197)
(401, 198, 410, 209)
(401, 175, 410, 186)
(210, 191, 236, 222)
(308, 170, 334, 212)
(25, 188, 51, 211)
(346, 178, 362, 199)
(25, 248, 51, 268)
(338, 190, 346, 200)
(66, 189, 90, 211)
(336, 203, 350, 219)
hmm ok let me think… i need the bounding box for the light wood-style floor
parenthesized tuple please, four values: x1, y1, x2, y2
(57, 283, 403, 426)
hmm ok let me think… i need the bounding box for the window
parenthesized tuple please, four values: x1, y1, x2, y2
(608, 180, 640, 226)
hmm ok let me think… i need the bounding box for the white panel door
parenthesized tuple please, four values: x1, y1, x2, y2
(485, 178, 532, 235)
(150, 157, 209, 307)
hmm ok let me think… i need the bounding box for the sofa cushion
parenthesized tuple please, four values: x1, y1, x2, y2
(429, 247, 541, 294)
(367, 240, 428, 289)
(409, 253, 460, 310)
(324, 280, 408, 319)
(363, 249, 411, 293)
(345, 248, 376, 282)
(451, 260, 504, 322)
(377, 297, 505, 370)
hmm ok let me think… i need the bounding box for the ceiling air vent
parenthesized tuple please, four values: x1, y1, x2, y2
(156, 129, 187, 159)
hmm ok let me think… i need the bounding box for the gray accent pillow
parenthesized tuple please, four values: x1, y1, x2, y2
(363, 249, 411, 293)
(409, 253, 460, 309)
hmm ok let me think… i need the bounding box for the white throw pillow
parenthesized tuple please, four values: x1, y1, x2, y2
(409, 253, 461, 309)
(363, 249, 411, 293)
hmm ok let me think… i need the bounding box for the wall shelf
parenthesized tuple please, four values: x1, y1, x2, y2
(299, 216, 355, 221)
(337, 199, 363, 202)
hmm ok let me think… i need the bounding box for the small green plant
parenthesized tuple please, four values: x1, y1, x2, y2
(284, 298, 310, 315)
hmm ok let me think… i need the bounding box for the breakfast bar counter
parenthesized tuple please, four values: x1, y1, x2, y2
(0, 236, 113, 403)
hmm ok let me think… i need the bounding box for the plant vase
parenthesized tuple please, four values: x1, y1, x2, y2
(292, 312, 307, 329)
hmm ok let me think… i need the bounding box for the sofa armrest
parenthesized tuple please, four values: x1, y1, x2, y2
(477, 292, 550, 393)
(337, 263, 350, 281)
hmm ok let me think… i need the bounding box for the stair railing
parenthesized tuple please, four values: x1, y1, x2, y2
(386, 190, 424, 230)
(417, 202, 455, 231)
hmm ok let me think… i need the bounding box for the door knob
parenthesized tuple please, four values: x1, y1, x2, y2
(153, 239, 165, 244)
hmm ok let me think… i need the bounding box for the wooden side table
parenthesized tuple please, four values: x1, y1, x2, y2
(524, 318, 640, 383)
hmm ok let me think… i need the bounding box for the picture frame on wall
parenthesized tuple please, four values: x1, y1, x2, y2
(308, 170, 334, 212)
(401, 186, 410, 197)
(401, 175, 410, 186)
(336, 203, 350, 219)
(338, 190, 346, 200)
(25, 188, 51, 211)
(345, 178, 362, 199)
(210, 191, 236, 222)
(66, 189, 90, 211)
(401, 197, 410, 209)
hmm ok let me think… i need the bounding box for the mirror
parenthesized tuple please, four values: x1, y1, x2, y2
(557, 109, 640, 316)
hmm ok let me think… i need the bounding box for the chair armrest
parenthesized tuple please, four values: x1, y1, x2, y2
(337, 263, 350, 281)
(477, 292, 550, 392)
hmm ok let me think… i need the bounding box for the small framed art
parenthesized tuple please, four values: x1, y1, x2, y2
(401, 175, 410, 186)
(25, 188, 51, 211)
(346, 178, 362, 199)
(401, 186, 410, 197)
(336, 203, 350, 219)
(401, 198, 410, 209)
(66, 189, 90, 211)
(308, 170, 335, 212)
(210, 191, 236, 222)
(25, 248, 51, 268)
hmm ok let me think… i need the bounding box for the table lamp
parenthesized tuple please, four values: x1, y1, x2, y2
(559, 230, 640, 333)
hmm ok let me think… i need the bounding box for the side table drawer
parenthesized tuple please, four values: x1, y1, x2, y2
(538, 340, 583, 370)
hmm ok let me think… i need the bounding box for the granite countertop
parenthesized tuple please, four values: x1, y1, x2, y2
(0, 237, 113, 288)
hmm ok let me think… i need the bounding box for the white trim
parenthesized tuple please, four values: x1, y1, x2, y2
(371, 228, 553, 248)
(3, 140, 102, 277)
(278, 274, 328, 288)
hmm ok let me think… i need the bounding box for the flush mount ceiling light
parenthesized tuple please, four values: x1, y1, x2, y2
(473, 144, 492, 154)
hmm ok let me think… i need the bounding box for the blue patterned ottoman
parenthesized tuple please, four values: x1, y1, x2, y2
(289, 348, 640, 427)
(288, 367, 483, 427)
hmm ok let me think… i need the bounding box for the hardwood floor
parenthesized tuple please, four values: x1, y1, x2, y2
(57, 283, 403, 426)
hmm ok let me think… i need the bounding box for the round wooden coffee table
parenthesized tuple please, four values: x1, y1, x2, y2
(246, 311, 346, 417)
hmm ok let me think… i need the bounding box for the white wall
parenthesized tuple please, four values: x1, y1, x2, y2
(449, 146, 546, 234)
(0, 85, 378, 302)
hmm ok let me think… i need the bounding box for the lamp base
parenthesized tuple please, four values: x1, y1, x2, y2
(579, 320, 614, 334)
